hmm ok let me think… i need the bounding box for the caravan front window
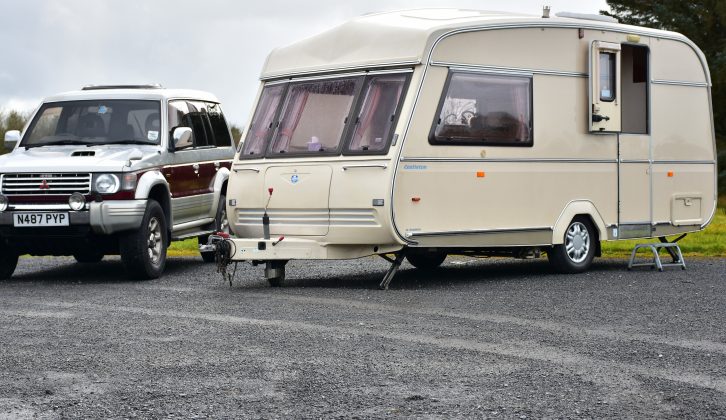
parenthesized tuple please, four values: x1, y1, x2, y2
(430, 72, 532, 147)
(240, 70, 411, 158)
(269, 77, 358, 155)
(241, 84, 286, 156)
(346, 74, 407, 153)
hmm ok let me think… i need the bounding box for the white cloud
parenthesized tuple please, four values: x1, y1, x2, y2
(0, 0, 609, 125)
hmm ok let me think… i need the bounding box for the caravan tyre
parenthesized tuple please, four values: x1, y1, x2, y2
(406, 250, 447, 270)
(548, 217, 596, 273)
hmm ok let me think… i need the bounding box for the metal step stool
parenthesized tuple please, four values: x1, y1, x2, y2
(627, 235, 687, 271)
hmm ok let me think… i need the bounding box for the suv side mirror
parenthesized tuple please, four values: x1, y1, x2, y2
(3, 130, 20, 151)
(171, 127, 193, 151)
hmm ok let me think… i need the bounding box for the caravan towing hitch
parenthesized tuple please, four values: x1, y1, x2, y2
(202, 232, 238, 286)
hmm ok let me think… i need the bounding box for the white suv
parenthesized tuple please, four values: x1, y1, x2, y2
(0, 85, 235, 279)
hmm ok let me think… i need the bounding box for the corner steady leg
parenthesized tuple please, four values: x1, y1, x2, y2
(659, 234, 687, 263)
(378, 253, 405, 290)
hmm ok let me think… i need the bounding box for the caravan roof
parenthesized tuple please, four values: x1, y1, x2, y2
(261, 8, 690, 80)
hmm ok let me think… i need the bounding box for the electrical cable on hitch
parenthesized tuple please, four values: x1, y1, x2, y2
(207, 231, 237, 286)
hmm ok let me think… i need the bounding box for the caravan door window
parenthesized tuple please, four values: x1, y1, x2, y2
(269, 77, 358, 155)
(599, 52, 617, 102)
(430, 72, 532, 147)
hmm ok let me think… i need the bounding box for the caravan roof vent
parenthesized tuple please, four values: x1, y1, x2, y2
(555, 12, 618, 23)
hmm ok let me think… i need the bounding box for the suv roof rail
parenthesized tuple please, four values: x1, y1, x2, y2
(81, 84, 163, 91)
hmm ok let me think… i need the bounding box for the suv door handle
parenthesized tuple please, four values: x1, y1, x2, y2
(192, 163, 200, 174)
(214, 162, 220, 171)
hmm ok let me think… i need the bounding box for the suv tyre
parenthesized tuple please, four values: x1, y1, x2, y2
(120, 200, 167, 279)
(200, 194, 228, 263)
(73, 250, 104, 264)
(0, 252, 19, 280)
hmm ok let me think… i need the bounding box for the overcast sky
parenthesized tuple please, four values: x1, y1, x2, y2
(0, 0, 608, 126)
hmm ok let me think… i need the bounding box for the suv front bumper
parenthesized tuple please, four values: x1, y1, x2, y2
(88, 200, 147, 234)
(0, 199, 147, 235)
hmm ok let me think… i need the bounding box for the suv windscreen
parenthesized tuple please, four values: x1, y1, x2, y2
(23, 100, 162, 148)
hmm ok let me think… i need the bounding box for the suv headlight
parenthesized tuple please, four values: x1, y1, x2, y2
(92, 173, 139, 195)
(93, 174, 120, 194)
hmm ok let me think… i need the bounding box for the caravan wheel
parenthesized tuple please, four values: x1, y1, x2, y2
(548, 217, 596, 273)
(406, 250, 447, 270)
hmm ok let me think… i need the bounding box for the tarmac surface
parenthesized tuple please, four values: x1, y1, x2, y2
(0, 255, 725, 418)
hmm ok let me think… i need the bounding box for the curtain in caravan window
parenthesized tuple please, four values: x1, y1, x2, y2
(269, 77, 357, 155)
(347, 74, 407, 153)
(511, 82, 529, 142)
(272, 88, 309, 153)
(241, 84, 285, 156)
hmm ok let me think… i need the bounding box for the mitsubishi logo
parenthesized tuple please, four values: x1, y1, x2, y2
(39, 179, 50, 190)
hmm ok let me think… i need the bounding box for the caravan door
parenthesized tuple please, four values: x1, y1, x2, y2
(590, 41, 652, 238)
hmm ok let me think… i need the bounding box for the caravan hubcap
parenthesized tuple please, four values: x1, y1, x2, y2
(565, 222, 590, 263)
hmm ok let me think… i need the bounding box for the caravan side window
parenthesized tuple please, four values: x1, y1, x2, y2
(430, 72, 532, 147)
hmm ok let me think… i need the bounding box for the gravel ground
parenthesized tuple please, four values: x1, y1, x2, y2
(0, 255, 724, 419)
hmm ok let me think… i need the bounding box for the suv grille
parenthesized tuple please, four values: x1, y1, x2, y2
(1, 173, 92, 195)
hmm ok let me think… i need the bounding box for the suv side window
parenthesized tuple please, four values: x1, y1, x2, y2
(169, 100, 193, 150)
(206, 102, 232, 147)
(168, 100, 232, 149)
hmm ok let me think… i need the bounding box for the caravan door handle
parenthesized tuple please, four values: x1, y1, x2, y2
(592, 114, 610, 122)
(192, 163, 200, 174)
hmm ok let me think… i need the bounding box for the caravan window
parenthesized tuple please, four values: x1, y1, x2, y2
(599, 52, 616, 102)
(239, 71, 411, 158)
(240, 84, 286, 156)
(430, 72, 532, 147)
(345, 74, 408, 153)
(269, 77, 358, 155)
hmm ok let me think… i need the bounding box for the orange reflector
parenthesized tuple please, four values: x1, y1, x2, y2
(412, 197, 421, 202)
(667, 171, 674, 177)
(476, 171, 486, 178)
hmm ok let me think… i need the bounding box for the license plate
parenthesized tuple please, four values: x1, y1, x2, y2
(13, 212, 70, 227)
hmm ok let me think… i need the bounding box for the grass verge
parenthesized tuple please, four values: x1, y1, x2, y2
(169, 209, 726, 258)
(601, 209, 726, 258)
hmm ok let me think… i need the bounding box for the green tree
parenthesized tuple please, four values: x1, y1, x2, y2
(230, 124, 243, 147)
(603, 0, 726, 195)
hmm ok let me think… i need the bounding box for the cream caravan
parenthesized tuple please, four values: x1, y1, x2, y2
(219, 9, 717, 287)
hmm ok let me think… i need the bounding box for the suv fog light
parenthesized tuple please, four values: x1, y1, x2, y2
(0, 194, 8, 212)
(68, 193, 86, 211)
